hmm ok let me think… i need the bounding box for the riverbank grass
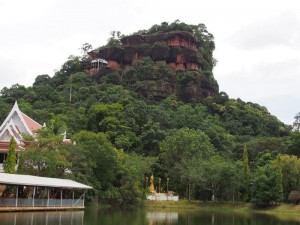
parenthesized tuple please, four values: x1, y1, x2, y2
(142, 200, 300, 214)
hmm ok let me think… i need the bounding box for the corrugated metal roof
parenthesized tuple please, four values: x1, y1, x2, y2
(0, 173, 92, 189)
(91, 58, 108, 64)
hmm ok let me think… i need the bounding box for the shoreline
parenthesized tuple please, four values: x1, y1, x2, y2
(142, 200, 300, 215)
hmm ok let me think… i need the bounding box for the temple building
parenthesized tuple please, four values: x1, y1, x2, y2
(0, 102, 42, 172)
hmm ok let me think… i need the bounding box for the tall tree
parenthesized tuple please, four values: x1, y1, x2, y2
(3, 138, 17, 174)
(159, 128, 215, 199)
(17, 130, 71, 178)
(242, 145, 251, 201)
(273, 156, 283, 202)
(251, 159, 283, 205)
(202, 156, 236, 201)
(277, 154, 298, 200)
(293, 112, 300, 132)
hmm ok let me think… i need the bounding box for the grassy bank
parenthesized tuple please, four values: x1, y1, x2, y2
(142, 200, 300, 215)
(143, 200, 252, 211)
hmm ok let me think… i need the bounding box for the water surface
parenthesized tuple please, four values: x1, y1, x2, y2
(0, 204, 300, 225)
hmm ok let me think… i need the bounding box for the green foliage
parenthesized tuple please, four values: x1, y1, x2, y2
(117, 152, 156, 204)
(73, 131, 120, 192)
(17, 130, 71, 178)
(251, 159, 283, 205)
(140, 121, 165, 156)
(133, 20, 215, 71)
(293, 112, 300, 132)
(201, 156, 237, 201)
(276, 154, 299, 200)
(106, 30, 124, 48)
(159, 128, 215, 198)
(241, 145, 251, 201)
(288, 191, 300, 204)
(0, 22, 295, 205)
(3, 138, 17, 174)
(123, 57, 174, 96)
(289, 131, 300, 156)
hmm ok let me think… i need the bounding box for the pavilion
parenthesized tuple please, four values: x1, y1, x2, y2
(0, 173, 92, 211)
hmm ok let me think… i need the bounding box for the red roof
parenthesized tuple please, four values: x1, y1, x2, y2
(21, 112, 42, 131)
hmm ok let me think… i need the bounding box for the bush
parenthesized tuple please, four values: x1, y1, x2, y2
(288, 191, 300, 204)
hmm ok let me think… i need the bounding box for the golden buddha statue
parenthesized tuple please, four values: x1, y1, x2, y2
(149, 174, 155, 193)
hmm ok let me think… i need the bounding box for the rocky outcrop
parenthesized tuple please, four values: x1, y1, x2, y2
(85, 30, 219, 102)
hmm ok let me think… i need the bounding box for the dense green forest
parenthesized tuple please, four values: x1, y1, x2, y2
(1, 21, 300, 205)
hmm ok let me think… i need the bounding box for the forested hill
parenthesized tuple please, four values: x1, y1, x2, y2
(1, 21, 299, 205)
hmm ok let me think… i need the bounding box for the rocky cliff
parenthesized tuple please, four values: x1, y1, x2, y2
(85, 29, 219, 102)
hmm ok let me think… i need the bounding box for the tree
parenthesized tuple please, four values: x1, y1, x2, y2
(87, 102, 139, 150)
(201, 156, 236, 202)
(293, 112, 300, 131)
(17, 130, 71, 178)
(289, 131, 300, 156)
(117, 152, 156, 205)
(3, 138, 17, 174)
(251, 155, 283, 205)
(140, 121, 165, 156)
(276, 154, 298, 200)
(159, 128, 215, 199)
(72, 131, 120, 193)
(288, 191, 300, 204)
(106, 31, 123, 47)
(242, 145, 251, 201)
(33, 74, 52, 86)
(80, 43, 93, 59)
(273, 156, 283, 202)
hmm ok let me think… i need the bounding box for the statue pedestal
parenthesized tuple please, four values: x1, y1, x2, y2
(146, 193, 179, 201)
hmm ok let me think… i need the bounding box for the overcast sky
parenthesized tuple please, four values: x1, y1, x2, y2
(0, 0, 299, 124)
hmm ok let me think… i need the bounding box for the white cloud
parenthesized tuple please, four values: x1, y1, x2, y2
(229, 11, 300, 50)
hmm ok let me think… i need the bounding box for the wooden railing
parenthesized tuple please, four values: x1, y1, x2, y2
(0, 198, 84, 207)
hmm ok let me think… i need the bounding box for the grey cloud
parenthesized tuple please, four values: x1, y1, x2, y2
(254, 58, 300, 80)
(0, 59, 32, 90)
(217, 58, 300, 109)
(229, 11, 300, 50)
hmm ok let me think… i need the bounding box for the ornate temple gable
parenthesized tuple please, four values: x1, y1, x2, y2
(21, 112, 43, 132)
(0, 102, 42, 150)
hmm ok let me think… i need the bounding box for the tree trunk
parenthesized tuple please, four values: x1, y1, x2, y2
(188, 180, 191, 201)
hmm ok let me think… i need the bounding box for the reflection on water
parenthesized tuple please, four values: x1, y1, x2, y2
(0, 210, 84, 225)
(147, 211, 178, 224)
(1, 205, 300, 225)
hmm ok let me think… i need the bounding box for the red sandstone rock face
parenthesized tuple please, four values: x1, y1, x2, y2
(86, 30, 204, 75)
(167, 36, 197, 49)
(168, 63, 177, 70)
(84, 30, 219, 102)
(186, 63, 199, 71)
(107, 60, 120, 70)
(87, 68, 98, 77)
(176, 64, 186, 71)
(176, 54, 184, 63)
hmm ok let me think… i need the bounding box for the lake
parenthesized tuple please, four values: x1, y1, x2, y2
(0, 204, 299, 225)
